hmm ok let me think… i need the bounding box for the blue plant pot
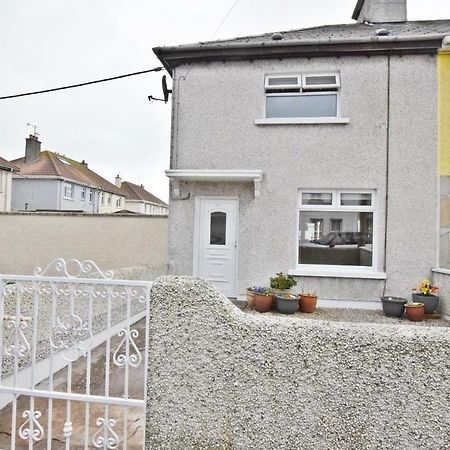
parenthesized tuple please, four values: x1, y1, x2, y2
(276, 295, 298, 314)
(380, 296, 407, 318)
(412, 293, 439, 314)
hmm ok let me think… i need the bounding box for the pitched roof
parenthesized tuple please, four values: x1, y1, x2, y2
(0, 156, 19, 171)
(12, 151, 123, 195)
(154, 20, 450, 72)
(120, 181, 168, 206)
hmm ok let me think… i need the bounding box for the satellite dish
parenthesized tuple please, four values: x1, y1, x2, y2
(162, 75, 172, 103)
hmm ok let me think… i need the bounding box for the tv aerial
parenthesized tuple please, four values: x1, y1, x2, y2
(148, 75, 172, 103)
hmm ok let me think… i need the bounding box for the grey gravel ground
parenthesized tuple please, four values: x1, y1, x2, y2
(243, 306, 450, 327)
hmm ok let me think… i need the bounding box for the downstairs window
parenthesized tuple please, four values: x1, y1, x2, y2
(298, 190, 375, 268)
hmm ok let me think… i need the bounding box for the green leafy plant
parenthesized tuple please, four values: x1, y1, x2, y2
(270, 272, 297, 290)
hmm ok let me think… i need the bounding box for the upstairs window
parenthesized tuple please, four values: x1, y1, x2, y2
(265, 73, 340, 119)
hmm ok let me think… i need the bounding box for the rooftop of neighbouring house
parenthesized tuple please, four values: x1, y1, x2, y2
(0, 156, 19, 172)
(12, 151, 124, 196)
(119, 181, 168, 207)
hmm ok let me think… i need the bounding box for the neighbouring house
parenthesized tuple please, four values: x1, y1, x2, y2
(0, 156, 18, 212)
(155, 0, 450, 298)
(115, 175, 168, 215)
(11, 134, 125, 213)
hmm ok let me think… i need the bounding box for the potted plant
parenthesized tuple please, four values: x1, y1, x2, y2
(270, 272, 297, 295)
(275, 293, 298, 314)
(246, 287, 255, 309)
(299, 291, 318, 313)
(380, 296, 407, 318)
(253, 287, 274, 313)
(412, 279, 439, 314)
(405, 301, 425, 322)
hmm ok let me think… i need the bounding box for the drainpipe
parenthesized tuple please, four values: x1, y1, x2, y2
(382, 54, 391, 295)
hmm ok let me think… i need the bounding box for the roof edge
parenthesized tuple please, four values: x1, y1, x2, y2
(155, 34, 445, 73)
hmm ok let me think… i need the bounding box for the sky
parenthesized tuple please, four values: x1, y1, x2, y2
(1, 0, 449, 202)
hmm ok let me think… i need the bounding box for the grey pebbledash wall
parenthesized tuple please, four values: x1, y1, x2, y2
(146, 277, 450, 449)
(168, 53, 438, 300)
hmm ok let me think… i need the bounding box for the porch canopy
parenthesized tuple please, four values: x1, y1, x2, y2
(165, 169, 263, 198)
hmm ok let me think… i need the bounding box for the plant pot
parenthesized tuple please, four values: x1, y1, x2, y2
(254, 294, 273, 313)
(412, 293, 439, 314)
(405, 302, 425, 322)
(380, 296, 407, 318)
(276, 295, 298, 314)
(272, 288, 292, 296)
(299, 294, 317, 313)
(246, 289, 255, 308)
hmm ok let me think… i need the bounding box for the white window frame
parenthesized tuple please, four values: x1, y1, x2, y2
(81, 187, 86, 201)
(264, 72, 340, 119)
(89, 189, 94, 203)
(63, 182, 74, 200)
(295, 189, 383, 278)
(256, 72, 350, 125)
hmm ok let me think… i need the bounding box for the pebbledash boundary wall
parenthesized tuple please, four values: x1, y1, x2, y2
(0, 212, 168, 278)
(146, 276, 450, 450)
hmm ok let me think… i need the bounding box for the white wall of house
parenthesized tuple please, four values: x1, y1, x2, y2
(98, 191, 125, 213)
(168, 54, 438, 300)
(0, 170, 13, 212)
(124, 199, 168, 215)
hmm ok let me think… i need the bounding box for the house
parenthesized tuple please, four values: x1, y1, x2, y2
(11, 134, 125, 213)
(0, 156, 18, 212)
(115, 175, 168, 215)
(154, 0, 450, 299)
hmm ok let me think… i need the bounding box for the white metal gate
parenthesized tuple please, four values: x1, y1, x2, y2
(0, 258, 152, 449)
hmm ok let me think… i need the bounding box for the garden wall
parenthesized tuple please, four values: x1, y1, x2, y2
(0, 212, 168, 277)
(433, 268, 450, 319)
(146, 276, 450, 449)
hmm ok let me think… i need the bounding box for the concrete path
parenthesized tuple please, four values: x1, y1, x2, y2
(0, 319, 146, 449)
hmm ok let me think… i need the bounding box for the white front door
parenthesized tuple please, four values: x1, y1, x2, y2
(194, 197, 238, 297)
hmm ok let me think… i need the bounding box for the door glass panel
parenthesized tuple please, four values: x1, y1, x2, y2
(210, 212, 226, 245)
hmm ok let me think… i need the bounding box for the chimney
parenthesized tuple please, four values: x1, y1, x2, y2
(25, 134, 41, 164)
(115, 174, 122, 188)
(352, 0, 407, 23)
(81, 159, 88, 168)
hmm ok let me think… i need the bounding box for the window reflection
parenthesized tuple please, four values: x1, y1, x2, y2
(299, 211, 373, 266)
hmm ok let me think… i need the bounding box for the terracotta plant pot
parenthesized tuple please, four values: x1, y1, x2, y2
(405, 302, 425, 322)
(246, 289, 255, 309)
(299, 294, 318, 313)
(254, 294, 273, 313)
(412, 293, 439, 314)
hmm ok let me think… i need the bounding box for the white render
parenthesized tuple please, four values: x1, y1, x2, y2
(123, 199, 168, 215)
(166, 54, 438, 300)
(0, 169, 13, 212)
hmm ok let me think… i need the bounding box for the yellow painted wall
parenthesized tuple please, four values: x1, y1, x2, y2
(438, 51, 450, 176)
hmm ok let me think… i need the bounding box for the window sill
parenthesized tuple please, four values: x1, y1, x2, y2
(255, 117, 350, 125)
(288, 268, 386, 280)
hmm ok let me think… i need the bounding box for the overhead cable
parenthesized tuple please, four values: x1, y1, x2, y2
(0, 67, 164, 100)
